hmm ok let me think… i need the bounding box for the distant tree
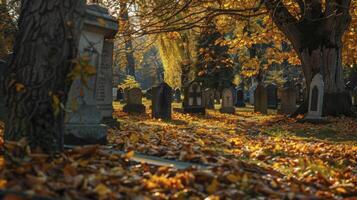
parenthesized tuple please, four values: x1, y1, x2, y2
(195, 21, 234, 90)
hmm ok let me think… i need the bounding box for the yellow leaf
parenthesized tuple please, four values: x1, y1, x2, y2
(206, 178, 219, 194)
(94, 183, 111, 197)
(226, 174, 240, 182)
(15, 83, 25, 92)
(125, 150, 135, 159)
(97, 18, 107, 27)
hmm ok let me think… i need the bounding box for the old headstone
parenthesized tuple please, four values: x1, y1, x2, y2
(203, 88, 215, 109)
(235, 87, 245, 107)
(151, 82, 172, 120)
(174, 88, 182, 102)
(254, 83, 268, 114)
(116, 87, 124, 101)
(214, 90, 221, 104)
(112, 88, 118, 101)
(0, 59, 7, 121)
(64, 4, 118, 145)
(123, 87, 146, 114)
(278, 87, 297, 115)
(266, 84, 278, 109)
(183, 81, 205, 114)
(249, 82, 258, 104)
(305, 73, 324, 120)
(220, 88, 235, 114)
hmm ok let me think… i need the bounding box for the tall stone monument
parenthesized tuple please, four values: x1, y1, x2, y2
(64, 4, 118, 145)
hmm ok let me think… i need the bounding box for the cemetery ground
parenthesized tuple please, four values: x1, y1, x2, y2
(0, 101, 356, 199)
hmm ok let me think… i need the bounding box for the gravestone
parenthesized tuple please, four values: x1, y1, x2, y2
(214, 90, 221, 104)
(64, 4, 118, 145)
(112, 88, 118, 101)
(145, 88, 153, 100)
(278, 87, 297, 115)
(305, 74, 324, 120)
(151, 82, 172, 120)
(174, 88, 182, 102)
(123, 87, 146, 114)
(249, 82, 258, 104)
(220, 88, 235, 114)
(254, 83, 268, 114)
(116, 87, 124, 101)
(266, 84, 278, 109)
(0, 59, 7, 121)
(235, 88, 245, 107)
(183, 81, 205, 114)
(203, 88, 215, 109)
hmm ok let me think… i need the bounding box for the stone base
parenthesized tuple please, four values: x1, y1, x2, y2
(64, 124, 107, 145)
(298, 116, 328, 124)
(220, 107, 235, 114)
(101, 116, 120, 128)
(235, 102, 246, 107)
(183, 107, 206, 114)
(123, 104, 146, 114)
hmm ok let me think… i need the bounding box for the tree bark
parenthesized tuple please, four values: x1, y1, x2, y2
(265, 0, 353, 116)
(4, 0, 86, 152)
(120, 2, 136, 78)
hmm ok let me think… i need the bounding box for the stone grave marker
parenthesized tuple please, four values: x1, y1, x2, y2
(235, 87, 245, 107)
(116, 87, 124, 101)
(214, 89, 221, 104)
(183, 81, 205, 114)
(305, 73, 324, 120)
(278, 86, 297, 115)
(254, 83, 268, 114)
(174, 88, 182, 102)
(249, 82, 258, 104)
(220, 88, 235, 114)
(203, 88, 215, 109)
(123, 87, 146, 114)
(64, 4, 118, 145)
(266, 83, 278, 109)
(151, 82, 172, 120)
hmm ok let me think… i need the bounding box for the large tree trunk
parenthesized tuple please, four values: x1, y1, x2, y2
(265, 0, 353, 116)
(120, 2, 136, 78)
(4, 0, 86, 152)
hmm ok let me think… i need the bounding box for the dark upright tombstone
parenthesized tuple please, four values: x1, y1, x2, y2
(203, 88, 215, 109)
(254, 83, 268, 114)
(0, 59, 8, 121)
(235, 88, 245, 107)
(266, 84, 278, 109)
(123, 87, 146, 114)
(116, 87, 124, 101)
(174, 88, 182, 102)
(278, 86, 297, 115)
(183, 81, 205, 114)
(151, 82, 172, 120)
(145, 88, 153, 100)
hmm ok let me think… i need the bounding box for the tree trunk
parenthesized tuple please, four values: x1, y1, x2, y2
(4, 0, 86, 152)
(120, 2, 136, 78)
(299, 46, 353, 116)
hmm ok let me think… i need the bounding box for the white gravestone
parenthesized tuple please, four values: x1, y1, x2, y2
(305, 73, 324, 120)
(64, 4, 118, 145)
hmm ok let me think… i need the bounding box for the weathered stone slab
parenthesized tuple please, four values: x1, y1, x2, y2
(123, 87, 146, 114)
(220, 88, 235, 114)
(183, 81, 205, 114)
(305, 73, 324, 120)
(254, 83, 267, 114)
(151, 82, 172, 120)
